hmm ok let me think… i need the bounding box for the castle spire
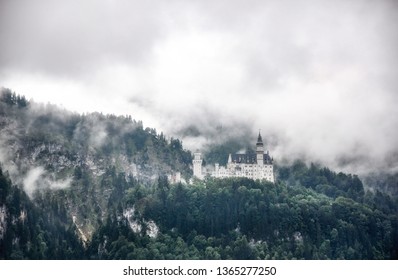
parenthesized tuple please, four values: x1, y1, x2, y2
(256, 130, 264, 165)
(257, 130, 263, 146)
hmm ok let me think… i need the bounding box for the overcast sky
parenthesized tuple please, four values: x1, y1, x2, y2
(1, 0, 397, 175)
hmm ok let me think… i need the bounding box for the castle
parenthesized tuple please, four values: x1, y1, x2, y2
(193, 132, 274, 182)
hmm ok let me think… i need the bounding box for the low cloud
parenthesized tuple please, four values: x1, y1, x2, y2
(23, 167, 46, 197)
(23, 166, 72, 197)
(1, 0, 397, 175)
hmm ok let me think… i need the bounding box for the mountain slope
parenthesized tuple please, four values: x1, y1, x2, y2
(0, 88, 397, 259)
(0, 167, 85, 259)
(0, 88, 192, 242)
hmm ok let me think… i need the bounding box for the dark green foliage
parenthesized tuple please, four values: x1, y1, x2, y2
(204, 139, 251, 165)
(277, 161, 365, 201)
(87, 175, 398, 260)
(0, 167, 84, 259)
(363, 172, 398, 196)
(0, 88, 29, 108)
(0, 88, 192, 259)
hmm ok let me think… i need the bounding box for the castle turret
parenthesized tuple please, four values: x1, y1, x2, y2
(192, 151, 204, 179)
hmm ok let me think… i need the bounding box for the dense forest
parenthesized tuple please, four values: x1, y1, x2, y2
(0, 88, 397, 259)
(86, 165, 398, 260)
(0, 167, 84, 259)
(2, 162, 397, 259)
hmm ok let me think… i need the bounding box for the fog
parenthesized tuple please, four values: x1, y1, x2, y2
(22, 166, 72, 197)
(1, 0, 397, 175)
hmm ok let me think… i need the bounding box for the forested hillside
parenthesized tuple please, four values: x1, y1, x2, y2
(0, 88, 192, 243)
(0, 88, 397, 259)
(0, 167, 84, 259)
(87, 166, 398, 260)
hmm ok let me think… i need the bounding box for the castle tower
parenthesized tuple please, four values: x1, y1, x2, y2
(256, 131, 264, 166)
(192, 151, 204, 179)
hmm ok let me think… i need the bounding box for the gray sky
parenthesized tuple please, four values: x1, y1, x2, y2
(1, 0, 397, 175)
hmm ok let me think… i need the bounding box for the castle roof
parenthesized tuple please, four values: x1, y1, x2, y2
(231, 152, 272, 164)
(231, 153, 257, 164)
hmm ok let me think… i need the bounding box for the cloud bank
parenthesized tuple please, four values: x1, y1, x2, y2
(1, 0, 397, 175)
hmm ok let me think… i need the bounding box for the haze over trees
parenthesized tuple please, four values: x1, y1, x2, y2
(0, 88, 397, 259)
